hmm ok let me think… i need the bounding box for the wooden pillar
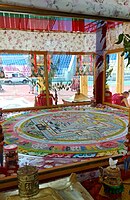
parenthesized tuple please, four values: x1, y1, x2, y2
(95, 21, 107, 104)
(80, 75, 88, 96)
(116, 52, 124, 93)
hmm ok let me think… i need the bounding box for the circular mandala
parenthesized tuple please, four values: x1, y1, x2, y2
(3, 109, 128, 156)
(19, 111, 127, 142)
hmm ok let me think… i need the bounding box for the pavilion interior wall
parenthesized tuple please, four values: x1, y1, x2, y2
(0, 22, 129, 53)
(106, 22, 130, 50)
(0, 30, 95, 52)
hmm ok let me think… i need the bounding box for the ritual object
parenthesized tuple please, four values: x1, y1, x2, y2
(17, 164, 39, 198)
(4, 144, 18, 169)
(99, 158, 124, 198)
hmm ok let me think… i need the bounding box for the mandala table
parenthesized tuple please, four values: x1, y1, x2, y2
(2, 106, 128, 157)
(0, 106, 128, 190)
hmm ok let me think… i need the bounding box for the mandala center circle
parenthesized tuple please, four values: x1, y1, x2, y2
(18, 111, 127, 143)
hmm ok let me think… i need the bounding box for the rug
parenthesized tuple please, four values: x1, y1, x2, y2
(2, 106, 128, 157)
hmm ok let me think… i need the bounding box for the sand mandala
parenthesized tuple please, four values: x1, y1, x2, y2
(2, 107, 128, 157)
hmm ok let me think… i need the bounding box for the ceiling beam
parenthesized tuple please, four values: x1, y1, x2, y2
(0, 4, 130, 22)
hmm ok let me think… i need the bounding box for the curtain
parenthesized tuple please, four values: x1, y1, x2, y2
(0, 12, 122, 33)
(0, 12, 86, 32)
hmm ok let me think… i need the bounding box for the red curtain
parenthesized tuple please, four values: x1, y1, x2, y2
(72, 19, 84, 32)
(0, 13, 122, 33)
(0, 13, 86, 33)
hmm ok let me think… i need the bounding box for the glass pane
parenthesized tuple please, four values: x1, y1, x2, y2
(0, 53, 45, 109)
(105, 52, 130, 107)
(0, 53, 95, 108)
(104, 53, 117, 104)
(49, 53, 94, 105)
(105, 53, 118, 93)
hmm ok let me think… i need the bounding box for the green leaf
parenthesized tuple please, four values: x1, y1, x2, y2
(115, 33, 124, 44)
(126, 58, 130, 67)
(124, 47, 130, 51)
(121, 52, 125, 57)
(123, 37, 129, 46)
(126, 34, 130, 39)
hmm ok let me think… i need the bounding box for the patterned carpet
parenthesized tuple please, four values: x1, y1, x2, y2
(2, 106, 128, 158)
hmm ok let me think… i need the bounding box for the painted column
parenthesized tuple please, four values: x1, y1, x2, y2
(116, 52, 124, 93)
(95, 21, 107, 103)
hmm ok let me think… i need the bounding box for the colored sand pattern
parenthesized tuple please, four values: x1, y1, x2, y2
(2, 106, 128, 157)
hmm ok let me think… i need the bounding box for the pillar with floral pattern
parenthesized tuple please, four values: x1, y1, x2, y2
(95, 21, 107, 103)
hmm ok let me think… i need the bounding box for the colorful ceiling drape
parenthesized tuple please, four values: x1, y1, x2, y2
(0, 12, 85, 32)
(0, 12, 122, 33)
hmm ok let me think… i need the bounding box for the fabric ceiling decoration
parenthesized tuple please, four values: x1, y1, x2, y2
(0, 0, 130, 20)
(84, 20, 122, 33)
(0, 12, 123, 33)
(0, 12, 86, 32)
